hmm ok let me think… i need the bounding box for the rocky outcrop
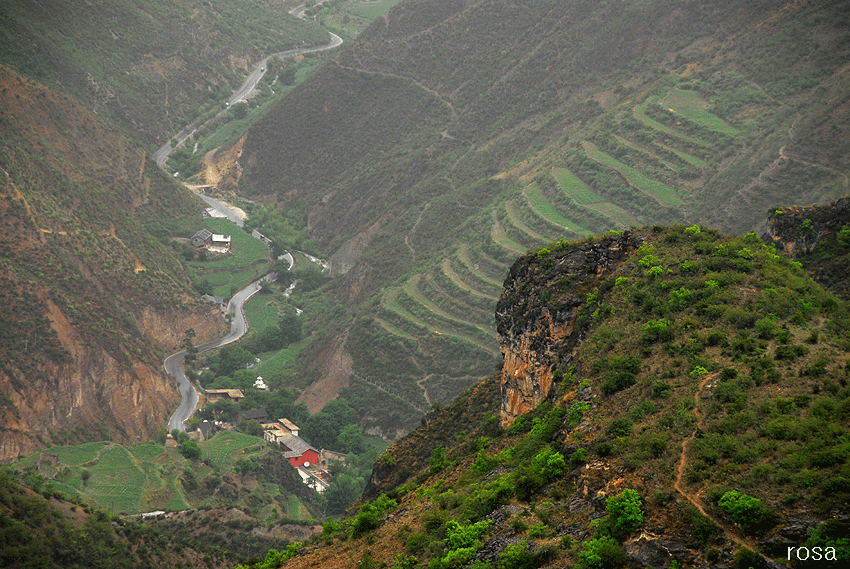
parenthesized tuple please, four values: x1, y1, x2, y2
(0, 65, 228, 462)
(495, 232, 643, 426)
(763, 198, 850, 258)
(0, 302, 224, 462)
(764, 198, 850, 300)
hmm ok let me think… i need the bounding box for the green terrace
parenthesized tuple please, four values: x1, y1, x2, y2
(11, 435, 308, 517)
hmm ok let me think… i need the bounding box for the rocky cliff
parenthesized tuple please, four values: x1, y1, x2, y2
(764, 198, 850, 300)
(495, 232, 644, 426)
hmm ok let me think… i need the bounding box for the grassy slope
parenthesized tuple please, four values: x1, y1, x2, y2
(10, 432, 317, 518)
(254, 225, 850, 569)
(0, 472, 237, 569)
(228, 0, 850, 434)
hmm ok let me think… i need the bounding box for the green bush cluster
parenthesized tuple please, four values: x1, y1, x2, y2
(717, 490, 777, 536)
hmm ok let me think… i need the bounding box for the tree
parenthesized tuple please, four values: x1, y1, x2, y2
(211, 345, 255, 376)
(280, 65, 297, 86)
(183, 328, 198, 367)
(336, 424, 364, 454)
(241, 419, 264, 437)
(278, 306, 303, 345)
(325, 472, 364, 514)
(231, 103, 248, 120)
(606, 488, 643, 537)
(179, 440, 201, 461)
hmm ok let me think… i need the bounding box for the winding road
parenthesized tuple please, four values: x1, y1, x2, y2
(167, 274, 275, 431)
(161, 8, 341, 431)
(153, 29, 342, 168)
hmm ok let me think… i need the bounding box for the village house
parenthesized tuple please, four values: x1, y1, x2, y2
(278, 433, 319, 467)
(190, 228, 212, 248)
(190, 228, 231, 253)
(207, 234, 231, 253)
(235, 408, 268, 425)
(260, 418, 346, 492)
(204, 388, 244, 404)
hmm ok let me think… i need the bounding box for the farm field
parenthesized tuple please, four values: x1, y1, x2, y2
(8, 434, 307, 517)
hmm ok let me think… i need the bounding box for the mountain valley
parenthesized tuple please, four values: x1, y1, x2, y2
(1, 0, 850, 568)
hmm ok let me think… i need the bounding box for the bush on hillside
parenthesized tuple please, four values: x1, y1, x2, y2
(718, 490, 777, 536)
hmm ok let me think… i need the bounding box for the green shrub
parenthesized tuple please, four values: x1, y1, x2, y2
(445, 519, 492, 550)
(717, 490, 777, 536)
(531, 448, 567, 483)
(641, 319, 673, 344)
(651, 381, 672, 399)
(606, 488, 643, 536)
(351, 505, 380, 538)
(577, 536, 627, 569)
(499, 542, 537, 569)
(684, 505, 720, 546)
(733, 547, 767, 569)
(706, 331, 727, 346)
(800, 518, 850, 567)
(774, 344, 809, 361)
(600, 372, 637, 395)
(528, 522, 549, 538)
(754, 313, 779, 339)
(569, 448, 588, 468)
(607, 418, 632, 438)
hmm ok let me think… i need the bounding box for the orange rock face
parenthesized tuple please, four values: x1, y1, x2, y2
(495, 233, 642, 427)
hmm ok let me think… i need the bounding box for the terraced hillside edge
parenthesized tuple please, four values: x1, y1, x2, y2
(252, 223, 850, 569)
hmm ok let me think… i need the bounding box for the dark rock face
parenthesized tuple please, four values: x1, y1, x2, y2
(495, 232, 643, 425)
(624, 536, 693, 568)
(763, 198, 850, 258)
(763, 198, 850, 300)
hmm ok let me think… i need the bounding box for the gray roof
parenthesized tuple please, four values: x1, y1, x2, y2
(191, 229, 213, 240)
(236, 408, 268, 423)
(279, 433, 317, 459)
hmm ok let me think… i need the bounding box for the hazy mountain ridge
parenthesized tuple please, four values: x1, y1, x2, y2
(0, 0, 328, 144)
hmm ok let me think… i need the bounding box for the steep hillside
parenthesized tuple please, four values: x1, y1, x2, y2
(0, 471, 233, 568)
(246, 224, 850, 569)
(0, 0, 328, 144)
(0, 65, 225, 461)
(209, 0, 850, 434)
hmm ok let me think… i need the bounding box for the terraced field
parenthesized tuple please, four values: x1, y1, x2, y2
(552, 167, 604, 204)
(10, 435, 306, 516)
(582, 141, 684, 207)
(353, 82, 759, 421)
(523, 184, 592, 237)
(660, 89, 741, 137)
